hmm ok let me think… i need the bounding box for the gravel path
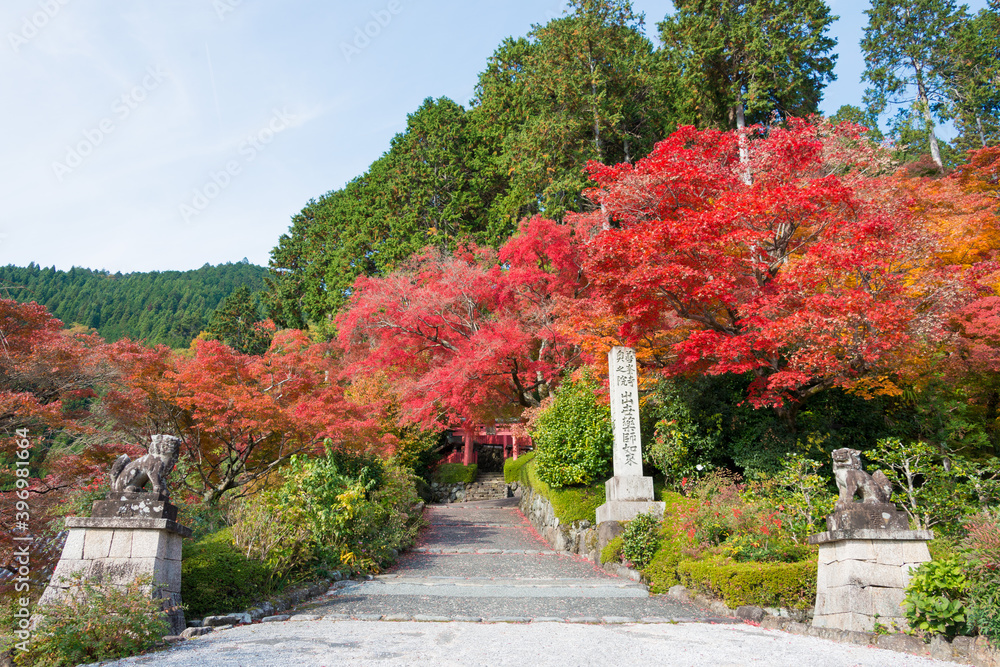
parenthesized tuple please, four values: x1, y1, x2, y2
(101, 498, 965, 666)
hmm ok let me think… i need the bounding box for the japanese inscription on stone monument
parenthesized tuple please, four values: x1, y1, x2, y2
(608, 346, 643, 477)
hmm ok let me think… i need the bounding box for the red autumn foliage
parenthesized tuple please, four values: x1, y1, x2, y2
(580, 119, 979, 411)
(337, 216, 585, 428)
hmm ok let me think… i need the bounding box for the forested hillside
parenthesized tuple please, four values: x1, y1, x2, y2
(0, 261, 268, 348)
(268, 0, 1000, 329)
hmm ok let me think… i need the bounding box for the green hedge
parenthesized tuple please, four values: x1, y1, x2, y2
(433, 463, 478, 484)
(181, 528, 281, 618)
(505, 451, 605, 523)
(677, 556, 818, 610)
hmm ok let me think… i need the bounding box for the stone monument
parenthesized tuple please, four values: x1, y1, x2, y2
(809, 447, 932, 632)
(596, 347, 666, 526)
(39, 435, 192, 636)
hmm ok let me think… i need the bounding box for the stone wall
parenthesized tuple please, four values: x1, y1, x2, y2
(516, 482, 599, 562)
(429, 478, 513, 503)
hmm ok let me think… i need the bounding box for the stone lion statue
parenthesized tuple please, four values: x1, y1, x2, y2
(109, 434, 182, 500)
(831, 447, 892, 509)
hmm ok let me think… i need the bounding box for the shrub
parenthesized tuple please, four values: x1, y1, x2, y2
(677, 556, 817, 609)
(21, 573, 170, 666)
(622, 512, 660, 570)
(433, 463, 478, 485)
(531, 374, 612, 488)
(181, 528, 279, 618)
(722, 533, 812, 563)
(743, 453, 836, 541)
(229, 495, 313, 574)
(601, 536, 623, 564)
(646, 381, 720, 490)
(262, 451, 422, 575)
(902, 558, 970, 639)
(965, 510, 1000, 644)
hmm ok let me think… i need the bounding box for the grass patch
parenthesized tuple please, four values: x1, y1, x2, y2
(643, 491, 696, 593)
(433, 463, 478, 484)
(601, 535, 623, 564)
(504, 451, 535, 483)
(506, 451, 605, 523)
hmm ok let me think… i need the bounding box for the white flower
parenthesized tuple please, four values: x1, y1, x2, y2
(695, 464, 704, 471)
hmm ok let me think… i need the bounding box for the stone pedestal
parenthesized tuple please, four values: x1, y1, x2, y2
(39, 514, 192, 636)
(596, 476, 666, 524)
(809, 528, 933, 633)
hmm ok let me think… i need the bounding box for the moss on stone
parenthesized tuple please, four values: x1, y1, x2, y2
(601, 535, 624, 564)
(506, 451, 605, 524)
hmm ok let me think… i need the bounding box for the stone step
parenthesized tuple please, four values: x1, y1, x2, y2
(349, 576, 649, 598)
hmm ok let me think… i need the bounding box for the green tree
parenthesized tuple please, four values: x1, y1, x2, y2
(206, 285, 272, 355)
(471, 0, 660, 220)
(829, 104, 884, 141)
(657, 0, 838, 131)
(862, 0, 966, 168)
(948, 1, 1000, 151)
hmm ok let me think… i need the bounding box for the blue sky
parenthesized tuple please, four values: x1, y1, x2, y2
(0, 0, 988, 273)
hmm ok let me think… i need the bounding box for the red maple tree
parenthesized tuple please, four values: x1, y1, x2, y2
(580, 119, 980, 418)
(337, 216, 585, 428)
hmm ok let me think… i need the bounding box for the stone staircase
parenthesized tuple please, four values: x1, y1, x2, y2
(462, 472, 512, 501)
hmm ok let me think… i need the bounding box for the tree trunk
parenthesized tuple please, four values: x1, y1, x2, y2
(920, 98, 943, 169)
(976, 116, 987, 148)
(589, 52, 603, 162)
(914, 67, 943, 169)
(735, 101, 751, 185)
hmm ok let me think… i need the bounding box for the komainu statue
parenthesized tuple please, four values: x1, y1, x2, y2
(825, 447, 906, 531)
(109, 434, 182, 500)
(831, 447, 893, 509)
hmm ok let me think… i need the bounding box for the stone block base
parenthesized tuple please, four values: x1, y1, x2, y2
(809, 529, 932, 633)
(605, 476, 655, 502)
(39, 518, 189, 635)
(597, 475, 664, 524)
(596, 500, 666, 524)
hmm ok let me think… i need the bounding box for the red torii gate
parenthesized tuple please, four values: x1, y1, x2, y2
(444, 424, 531, 466)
